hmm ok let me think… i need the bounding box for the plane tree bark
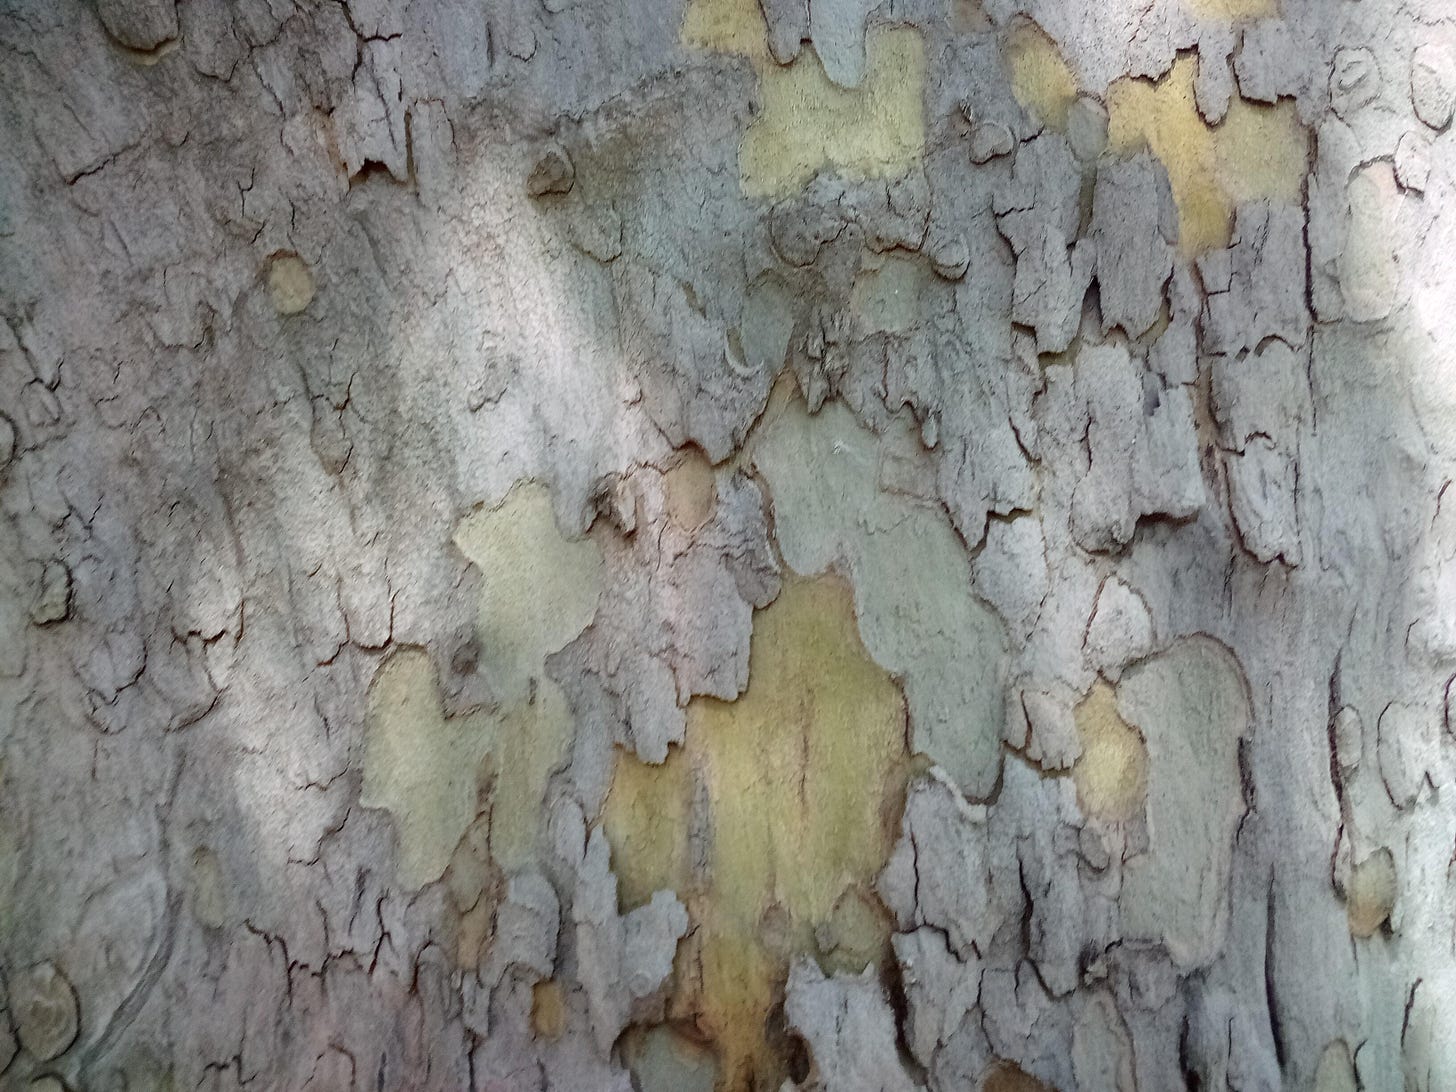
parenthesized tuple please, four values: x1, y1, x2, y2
(1, 0, 1453, 1089)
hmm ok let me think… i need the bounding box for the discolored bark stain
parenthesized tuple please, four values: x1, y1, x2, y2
(605, 576, 911, 1090)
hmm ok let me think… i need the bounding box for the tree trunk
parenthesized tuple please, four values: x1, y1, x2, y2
(0, 0, 1450, 1089)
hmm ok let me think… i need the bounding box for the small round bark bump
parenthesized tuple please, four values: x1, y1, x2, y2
(969, 121, 1014, 164)
(930, 236, 971, 281)
(267, 253, 315, 315)
(526, 146, 575, 197)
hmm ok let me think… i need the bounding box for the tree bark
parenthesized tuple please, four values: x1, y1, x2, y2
(0, 0, 1451, 1089)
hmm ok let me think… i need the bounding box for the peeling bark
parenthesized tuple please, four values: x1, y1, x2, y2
(2, 0, 1454, 1088)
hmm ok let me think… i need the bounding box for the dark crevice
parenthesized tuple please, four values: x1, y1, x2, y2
(1264, 873, 1286, 1071)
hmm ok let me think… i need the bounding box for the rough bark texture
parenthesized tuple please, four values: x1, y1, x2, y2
(0, 0, 1452, 1089)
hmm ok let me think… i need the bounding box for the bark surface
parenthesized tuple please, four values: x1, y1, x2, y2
(1, 0, 1452, 1089)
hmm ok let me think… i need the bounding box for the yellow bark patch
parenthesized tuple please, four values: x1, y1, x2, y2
(663, 451, 718, 530)
(682, 0, 926, 197)
(532, 980, 567, 1039)
(361, 650, 573, 890)
(602, 576, 911, 1090)
(1107, 56, 1309, 255)
(819, 887, 890, 973)
(1184, 0, 1277, 18)
(1006, 21, 1078, 131)
(1346, 847, 1397, 938)
(742, 30, 926, 197)
(751, 392, 1008, 799)
(267, 253, 315, 315)
(1313, 1041, 1359, 1092)
(682, 0, 772, 60)
(352, 479, 600, 893)
(453, 481, 604, 706)
(1115, 639, 1250, 966)
(487, 686, 575, 871)
(1072, 682, 1148, 823)
(602, 740, 694, 910)
(362, 650, 485, 891)
(188, 847, 228, 929)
